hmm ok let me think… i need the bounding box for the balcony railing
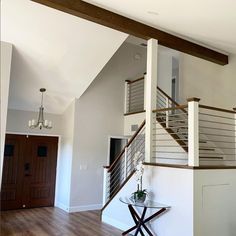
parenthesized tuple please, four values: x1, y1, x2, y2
(125, 77, 144, 114)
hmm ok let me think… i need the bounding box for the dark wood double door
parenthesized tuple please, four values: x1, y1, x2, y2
(1, 134, 58, 211)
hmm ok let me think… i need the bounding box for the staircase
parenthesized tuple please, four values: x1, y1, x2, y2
(102, 77, 236, 211)
(155, 86, 224, 163)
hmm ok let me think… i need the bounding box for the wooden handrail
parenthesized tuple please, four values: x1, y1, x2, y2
(152, 105, 188, 113)
(107, 120, 145, 173)
(199, 104, 236, 114)
(127, 77, 144, 84)
(157, 86, 187, 114)
(157, 86, 179, 106)
(103, 166, 110, 169)
(187, 97, 201, 102)
(124, 110, 145, 116)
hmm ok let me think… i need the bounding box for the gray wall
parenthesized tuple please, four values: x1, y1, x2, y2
(55, 100, 75, 211)
(179, 53, 236, 108)
(69, 42, 147, 210)
(157, 52, 172, 96)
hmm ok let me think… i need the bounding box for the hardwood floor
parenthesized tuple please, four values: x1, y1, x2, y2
(0, 207, 123, 236)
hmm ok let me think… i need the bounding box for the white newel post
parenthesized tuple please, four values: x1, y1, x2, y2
(124, 80, 130, 114)
(145, 39, 158, 163)
(102, 167, 109, 206)
(187, 98, 200, 166)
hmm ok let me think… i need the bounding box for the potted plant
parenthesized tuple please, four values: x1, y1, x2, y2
(132, 161, 147, 203)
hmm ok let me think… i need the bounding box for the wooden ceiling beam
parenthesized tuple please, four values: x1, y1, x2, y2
(32, 0, 228, 65)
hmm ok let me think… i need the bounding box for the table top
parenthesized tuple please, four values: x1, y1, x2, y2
(119, 196, 171, 209)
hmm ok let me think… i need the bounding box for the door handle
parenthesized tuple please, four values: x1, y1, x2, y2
(24, 163, 31, 176)
(24, 163, 30, 171)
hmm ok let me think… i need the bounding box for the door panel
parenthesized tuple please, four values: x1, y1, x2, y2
(1, 135, 25, 210)
(1, 134, 58, 210)
(28, 136, 58, 208)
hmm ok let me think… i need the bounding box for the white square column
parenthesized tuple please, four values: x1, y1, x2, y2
(145, 39, 158, 163)
(187, 97, 200, 166)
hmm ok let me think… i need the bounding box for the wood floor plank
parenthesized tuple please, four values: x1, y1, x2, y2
(0, 207, 123, 236)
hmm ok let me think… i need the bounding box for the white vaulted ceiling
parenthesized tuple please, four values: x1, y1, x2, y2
(85, 0, 236, 54)
(2, 0, 235, 114)
(1, 0, 127, 114)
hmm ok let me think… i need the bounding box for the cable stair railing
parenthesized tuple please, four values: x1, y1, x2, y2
(102, 77, 236, 214)
(156, 86, 189, 154)
(102, 121, 145, 211)
(125, 77, 224, 163)
(155, 86, 227, 162)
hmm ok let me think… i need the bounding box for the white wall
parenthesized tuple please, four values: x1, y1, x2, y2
(68, 42, 147, 212)
(180, 53, 236, 109)
(0, 41, 12, 187)
(55, 100, 75, 211)
(124, 112, 145, 136)
(194, 169, 236, 236)
(157, 51, 173, 97)
(103, 165, 194, 236)
(103, 165, 236, 236)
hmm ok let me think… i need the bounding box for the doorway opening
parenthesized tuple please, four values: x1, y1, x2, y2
(171, 57, 180, 103)
(108, 136, 128, 196)
(109, 137, 128, 166)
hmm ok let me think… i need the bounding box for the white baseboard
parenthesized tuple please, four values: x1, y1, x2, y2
(102, 214, 130, 232)
(55, 201, 70, 212)
(69, 204, 102, 213)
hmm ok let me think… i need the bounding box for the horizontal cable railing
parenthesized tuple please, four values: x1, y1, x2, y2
(103, 121, 145, 204)
(198, 105, 236, 165)
(154, 86, 189, 165)
(125, 77, 145, 114)
(152, 105, 189, 165)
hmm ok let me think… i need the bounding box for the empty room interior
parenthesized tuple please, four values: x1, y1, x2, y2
(1, 0, 236, 236)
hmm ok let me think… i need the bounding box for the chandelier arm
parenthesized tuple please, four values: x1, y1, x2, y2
(28, 88, 52, 129)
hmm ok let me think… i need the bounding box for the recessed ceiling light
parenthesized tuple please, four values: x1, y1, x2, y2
(147, 11, 159, 16)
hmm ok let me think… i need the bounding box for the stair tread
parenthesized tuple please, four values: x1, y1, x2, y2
(199, 140, 207, 143)
(200, 156, 223, 159)
(199, 148, 215, 151)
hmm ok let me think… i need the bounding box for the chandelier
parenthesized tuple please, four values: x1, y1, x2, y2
(28, 88, 52, 129)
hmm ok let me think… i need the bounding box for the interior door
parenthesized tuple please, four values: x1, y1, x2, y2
(1, 134, 58, 210)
